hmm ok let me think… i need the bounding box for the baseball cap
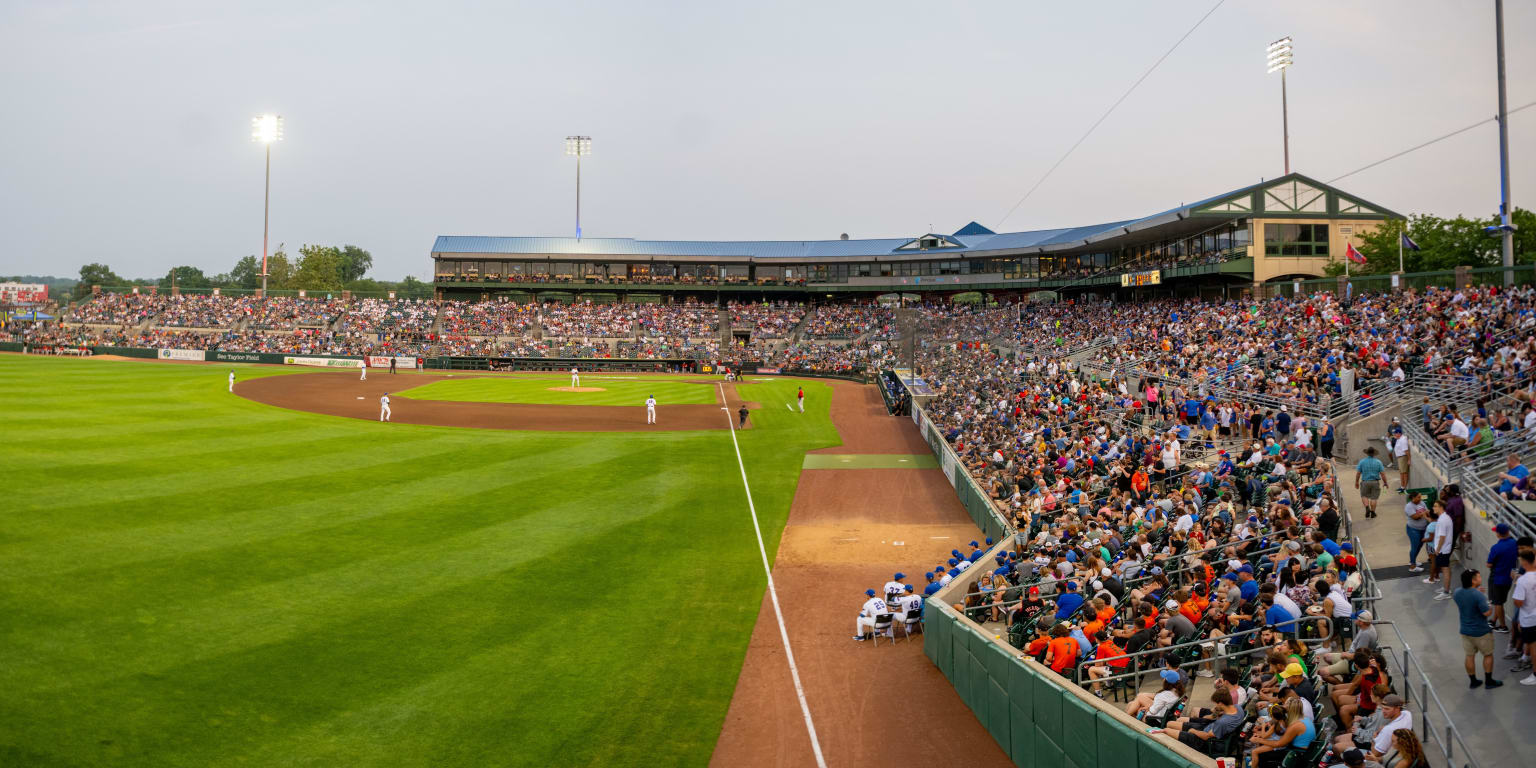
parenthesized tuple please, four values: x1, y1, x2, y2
(1101, 567, 1112, 577)
(1340, 542, 1354, 551)
(1159, 670, 1180, 684)
(969, 541, 980, 548)
(925, 571, 935, 579)
(1164, 599, 1179, 611)
(1028, 586, 1041, 596)
(1380, 693, 1405, 708)
(894, 572, 906, 580)
(1353, 610, 1373, 623)
(1092, 580, 1104, 591)
(904, 584, 914, 592)
(865, 589, 877, 597)
(1340, 749, 1366, 767)
(948, 558, 959, 566)
(1496, 522, 1512, 535)
(1282, 663, 1305, 678)
(985, 537, 994, 545)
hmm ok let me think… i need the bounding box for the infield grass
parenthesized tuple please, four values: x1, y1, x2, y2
(399, 374, 718, 406)
(0, 355, 840, 767)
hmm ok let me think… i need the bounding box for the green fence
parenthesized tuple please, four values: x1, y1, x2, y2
(910, 403, 1209, 768)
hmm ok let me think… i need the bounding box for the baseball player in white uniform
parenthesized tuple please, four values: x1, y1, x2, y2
(379, 392, 391, 422)
(854, 588, 889, 641)
(360, 359, 367, 381)
(898, 584, 924, 626)
(570, 367, 580, 387)
(645, 395, 657, 424)
(228, 369, 235, 392)
(883, 572, 908, 604)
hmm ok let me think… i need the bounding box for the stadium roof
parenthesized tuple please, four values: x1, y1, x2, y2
(433, 173, 1398, 261)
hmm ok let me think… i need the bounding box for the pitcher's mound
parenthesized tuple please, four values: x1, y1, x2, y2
(548, 386, 607, 393)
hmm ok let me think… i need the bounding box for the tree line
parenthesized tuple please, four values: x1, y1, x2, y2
(1326, 207, 1534, 276)
(72, 245, 432, 301)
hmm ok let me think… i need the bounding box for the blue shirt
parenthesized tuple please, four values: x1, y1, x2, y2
(1488, 538, 1519, 585)
(1239, 580, 1259, 602)
(1055, 592, 1085, 619)
(923, 582, 942, 597)
(1320, 539, 1342, 558)
(1265, 603, 1295, 630)
(1071, 628, 1093, 657)
(1454, 588, 1491, 636)
(1499, 464, 1530, 494)
(1292, 718, 1316, 749)
(1276, 412, 1292, 434)
(1356, 457, 1385, 483)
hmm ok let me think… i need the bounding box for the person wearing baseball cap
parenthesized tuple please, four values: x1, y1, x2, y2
(853, 589, 887, 641)
(1486, 522, 1518, 633)
(922, 571, 943, 597)
(1365, 694, 1411, 762)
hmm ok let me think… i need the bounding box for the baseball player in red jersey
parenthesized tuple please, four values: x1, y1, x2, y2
(797, 386, 804, 413)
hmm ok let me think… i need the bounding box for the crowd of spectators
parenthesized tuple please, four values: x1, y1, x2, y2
(802, 304, 894, 339)
(635, 303, 718, 339)
(540, 302, 637, 338)
(67, 293, 170, 326)
(347, 298, 437, 334)
(438, 300, 537, 336)
(727, 301, 805, 338)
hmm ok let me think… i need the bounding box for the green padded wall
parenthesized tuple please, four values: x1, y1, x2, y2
(1062, 693, 1100, 768)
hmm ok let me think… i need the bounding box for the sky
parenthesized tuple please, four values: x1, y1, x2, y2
(0, 0, 1531, 281)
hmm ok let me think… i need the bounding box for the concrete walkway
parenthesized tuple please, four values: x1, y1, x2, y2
(1336, 463, 1531, 768)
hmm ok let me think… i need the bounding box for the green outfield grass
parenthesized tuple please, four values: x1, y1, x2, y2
(0, 355, 839, 767)
(399, 374, 720, 406)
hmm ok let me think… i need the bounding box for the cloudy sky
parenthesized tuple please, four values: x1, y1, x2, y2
(0, 0, 1530, 280)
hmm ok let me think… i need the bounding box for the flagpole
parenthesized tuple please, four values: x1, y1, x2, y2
(1398, 224, 1404, 273)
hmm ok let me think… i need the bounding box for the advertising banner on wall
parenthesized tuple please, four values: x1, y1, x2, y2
(208, 351, 272, 364)
(158, 348, 206, 362)
(284, 356, 361, 369)
(0, 282, 48, 303)
(366, 356, 418, 369)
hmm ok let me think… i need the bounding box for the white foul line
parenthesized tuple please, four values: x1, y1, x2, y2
(716, 384, 827, 768)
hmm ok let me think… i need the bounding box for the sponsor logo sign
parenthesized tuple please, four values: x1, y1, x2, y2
(209, 351, 266, 363)
(0, 282, 48, 303)
(366, 355, 418, 369)
(158, 348, 206, 362)
(284, 356, 361, 368)
(756, 366, 781, 375)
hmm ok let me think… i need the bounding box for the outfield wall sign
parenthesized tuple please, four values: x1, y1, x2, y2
(208, 351, 271, 363)
(1119, 270, 1162, 287)
(284, 356, 362, 368)
(158, 348, 206, 362)
(366, 355, 418, 369)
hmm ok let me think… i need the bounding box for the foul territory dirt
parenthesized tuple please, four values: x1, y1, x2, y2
(236, 371, 752, 431)
(710, 380, 1010, 768)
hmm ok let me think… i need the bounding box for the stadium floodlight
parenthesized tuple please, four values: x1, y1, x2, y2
(1266, 37, 1293, 174)
(565, 136, 591, 240)
(252, 114, 284, 293)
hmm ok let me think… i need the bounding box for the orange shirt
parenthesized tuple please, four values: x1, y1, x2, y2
(1082, 618, 1104, 638)
(1027, 637, 1050, 658)
(1096, 641, 1129, 669)
(1097, 606, 1116, 624)
(1047, 637, 1079, 672)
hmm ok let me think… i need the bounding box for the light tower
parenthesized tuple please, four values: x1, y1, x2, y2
(1266, 37, 1293, 175)
(251, 114, 284, 293)
(565, 136, 592, 240)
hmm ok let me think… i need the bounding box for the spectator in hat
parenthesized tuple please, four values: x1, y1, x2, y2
(1365, 694, 1411, 763)
(1486, 522, 1518, 633)
(1125, 668, 1184, 721)
(1319, 611, 1378, 683)
(1152, 685, 1244, 752)
(1328, 747, 1383, 768)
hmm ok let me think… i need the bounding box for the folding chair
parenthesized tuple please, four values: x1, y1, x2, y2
(869, 613, 894, 645)
(898, 608, 922, 642)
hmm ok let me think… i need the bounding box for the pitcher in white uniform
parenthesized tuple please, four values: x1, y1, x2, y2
(228, 370, 235, 392)
(379, 392, 391, 422)
(645, 395, 657, 424)
(570, 367, 580, 387)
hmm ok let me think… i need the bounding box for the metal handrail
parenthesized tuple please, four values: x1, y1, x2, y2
(1072, 619, 1336, 688)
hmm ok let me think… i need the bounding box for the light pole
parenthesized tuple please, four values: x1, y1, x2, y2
(1267, 37, 1294, 175)
(1493, 0, 1515, 286)
(565, 135, 591, 239)
(252, 114, 283, 293)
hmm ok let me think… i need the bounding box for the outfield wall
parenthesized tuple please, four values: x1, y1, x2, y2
(910, 402, 1212, 768)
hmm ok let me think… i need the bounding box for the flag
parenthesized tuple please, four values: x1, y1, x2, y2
(1400, 232, 1421, 251)
(1345, 242, 1367, 265)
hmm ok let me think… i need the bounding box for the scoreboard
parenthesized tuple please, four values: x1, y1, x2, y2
(1119, 270, 1162, 287)
(0, 282, 49, 303)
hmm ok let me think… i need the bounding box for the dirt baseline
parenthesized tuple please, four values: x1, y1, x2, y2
(236, 372, 753, 432)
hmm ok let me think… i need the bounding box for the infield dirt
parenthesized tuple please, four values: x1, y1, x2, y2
(236, 371, 753, 431)
(710, 380, 1010, 768)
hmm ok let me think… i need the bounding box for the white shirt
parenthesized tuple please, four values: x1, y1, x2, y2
(645, 397, 657, 408)
(883, 580, 905, 599)
(899, 593, 923, 616)
(228, 372, 235, 381)
(1433, 511, 1454, 554)
(938, 572, 954, 587)
(860, 597, 888, 617)
(1450, 418, 1470, 440)
(380, 395, 390, 407)
(1392, 435, 1409, 458)
(1373, 710, 1413, 755)
(1174, 513, 1194, 534)
(1274, 592, 1302, 619)
(1512, 570, 1536, 627)
(954, 560, 971, 572)
(570, 367, 578, 374)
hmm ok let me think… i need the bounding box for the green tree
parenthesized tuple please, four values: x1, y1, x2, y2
(158, 266, 211, 291)
(338, 245, 373, 282)
(397, 275, 433, 300)
(1352, 208, 1534, 275)
(75, 263, 124, 299)
(266, 247, 295, 290)
(230, 256, 262, 289)
(294, 244, 344, 291)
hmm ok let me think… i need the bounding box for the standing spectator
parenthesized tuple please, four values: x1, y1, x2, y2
(1355, 447, 1385, 519)
(1453, 569, 1502, 688)
(1511, 548, 1536, 685)
(1391, 429, 1410, 493)
(1318, 419, 1336, 461)
(1427, 501, 1455, 599)
(1486, 523, 1518, 634)
(1402, 492, 1430, 573)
